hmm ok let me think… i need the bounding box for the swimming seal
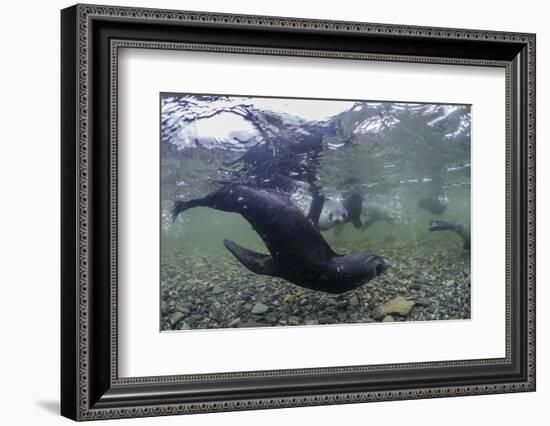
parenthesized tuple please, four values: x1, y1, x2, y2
(172, 184, 389, 294)
(318, 198, 348, 231)
(329, 191, 364, 236)
(428, 220, 470, 250)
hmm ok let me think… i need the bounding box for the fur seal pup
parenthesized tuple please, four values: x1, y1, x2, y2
(318, 199, 348, 231)
(428, 220, 470, 250)
(418, 192, 448, 215)
(329, 191, 365, 236)
(361, 204, 393, 230)
(172, 184, 389, 294)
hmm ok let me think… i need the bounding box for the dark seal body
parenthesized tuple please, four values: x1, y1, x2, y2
(342, 191, 364, 229)
(173, 184, 388, 293)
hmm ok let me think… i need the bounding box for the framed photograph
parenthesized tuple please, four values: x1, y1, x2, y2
(61, 4, 536, 421)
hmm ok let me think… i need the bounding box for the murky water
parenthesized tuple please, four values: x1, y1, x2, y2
(160, 94, 471, 330)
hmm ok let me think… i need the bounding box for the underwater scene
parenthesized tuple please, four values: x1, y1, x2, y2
(160, 94, 471, 331)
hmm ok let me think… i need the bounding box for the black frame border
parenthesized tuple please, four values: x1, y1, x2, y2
(61, 4, 535, 421)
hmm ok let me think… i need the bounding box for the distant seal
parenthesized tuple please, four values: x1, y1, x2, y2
(328, 191, 365, 236)
(318, 199, 348, 231)
(428, 220, 470, 250)
(418, 192, 448, 215)
(361, 203, 393, 230)
(172, 184, 389, 293)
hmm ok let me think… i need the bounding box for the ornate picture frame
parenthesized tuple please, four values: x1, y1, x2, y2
(61, 4, 535, 421)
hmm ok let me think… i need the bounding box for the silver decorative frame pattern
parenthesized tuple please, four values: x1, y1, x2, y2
(61, 3, 536, 421)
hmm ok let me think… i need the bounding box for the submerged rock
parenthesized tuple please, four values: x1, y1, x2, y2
(288, 316, 301, 326)
(228, 318, 240, 327)
(415, 298, 431, 307)
(251, 302, 269, 314)
(211, 285, 224, 295)
(283, 294, 294, 303)
(170, 312, 185, 327)
(384, 296, 414, 316)
(408, 281, 422, 290)
(348, 295, 359, 307)
(370, 304, 386, 321)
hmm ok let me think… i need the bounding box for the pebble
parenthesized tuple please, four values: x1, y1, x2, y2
(371, 305, 386, 321)
(228, 318, 240, 327)
(265, 313, 279, 323)
(409, 282, 422, 290)
(337, 312, 348, 322)
(283, 294, 294, 303)
(170, 312, 185, 327)
(288, 316, 301, 326)
(383, 315, 395, 322)
(211, 285, 224, 295)
(384, 296, 415, 316)
(251, 303, 269, 314)
(348, 295, 359, 307)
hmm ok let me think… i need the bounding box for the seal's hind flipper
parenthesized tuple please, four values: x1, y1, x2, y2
(428, 220, 454, 232)
(172, 196, 212, 221)
(172, 200, 189, 221)
(223, 240, 276, 276)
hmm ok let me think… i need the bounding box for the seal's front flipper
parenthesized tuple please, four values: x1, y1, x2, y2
(361, 218, 375, 230)
(307, 189, 325, 228)
(352, 216, 363, 229)
(223, 240, 276, 276)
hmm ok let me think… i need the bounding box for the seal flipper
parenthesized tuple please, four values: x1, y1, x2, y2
(307, 193, 325, 227)
(428, 220, 455, 232)
(361, 217, 375, 230)
(172, 195, 213, 221)
(352, 216, 363, 229)
(223, 239, 277, 276)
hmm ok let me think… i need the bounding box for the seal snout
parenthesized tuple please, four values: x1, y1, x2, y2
(373, 257, 390, 276)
